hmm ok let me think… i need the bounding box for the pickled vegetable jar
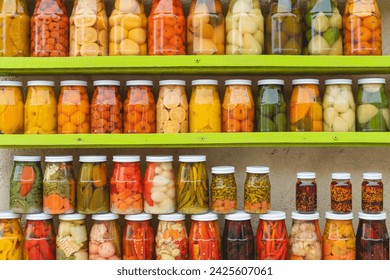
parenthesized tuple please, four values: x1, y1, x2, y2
(148, 0, 186, 55)
(144, 155, 176, 214)
(23, 213, 55, 260)
(244, 166, 271, 214)
(109, 0, 147, 55)
(211, 166, 237, 214)
(256, 79, 287, 132)
(361, 172, 383, 214)
(0, 0, 29, 56)
(156, 213, 188, 260)
(0, 80, 24, 134)
(91, 80, 123, 133)
(330, 172, 352, 214)
(343, 0, 382, 55)
(290, 79, 322, 132)
(265, 0, 301, 54)
(10, 155, 43, 214)
(123, 213, 154, 260)
(222, 210, 254, 260)
(56, 213, 88, 260)
(25, 80, 57, 134)
(256, 210, 288, 260)
(58, 80, 90, 134)
(187, 0, 224, 55)
(323, 79, 356, 132)
(43, 155, 75, 214)
(124, 80, 156, 133)
(156, 80, 188, 133)
(323, 211, 356, 260)
(110, 155, 143, 215)
(0, 211, 23, 260)
(189, 212, 221, 260)
(76, 155, 109, 214)
(296, 172, 317, 214)
(190, 79, 221, 133)
(288, 211, 322, 260)
(356, 78, 389, 132)
(356, 211, 389, 260)
(176, 155, 209, 214)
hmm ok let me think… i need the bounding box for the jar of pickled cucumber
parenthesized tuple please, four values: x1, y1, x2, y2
(0, 80, 24, 134)
(0, 211, 23, 260)
(244, 166, 271, 214)
(211, 166, 237, 214)
(330, 172, 352, 214)
(361, 172, 383, 214)
(296, 172, 317, 214)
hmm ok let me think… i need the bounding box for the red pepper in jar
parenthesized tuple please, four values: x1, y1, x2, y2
(143, 162, 156, 207)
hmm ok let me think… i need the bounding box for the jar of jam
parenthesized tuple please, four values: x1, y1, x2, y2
(124, 80, 156, 133)
(190, 79, 221, 133)
(0, 81, 24, 134)
(43, 155, 76, 214)
(123, 213, 154, 260)
(330, 172, 352, 214)
(176, 155, 209, 214)
(156, 213, 188, 260)
(10, 155, 43, 214)
(0, 211, 23, 260)
(189, 212, 221, 260)
(244, 166, 271, 214)
(296, 172, 317, 214)
(256, 210, 288, 260)
(356, 211, 389, 260)
(323, 211, 356, 260)
(110, 155, 143, 215)
(156, 80, 188, 133)
(361, 172, 383, 214)
(56, 213, 88, 260)
(91, 80, 123, 134)
(23, 213, 56, 260)
(288, 211, 322, 260)
(211, 166, 237, 214)
(222, 210, 254, 260)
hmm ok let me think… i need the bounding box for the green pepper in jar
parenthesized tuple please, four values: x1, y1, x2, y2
(211, 166, 237, 214)
(244, 167, 271, 214)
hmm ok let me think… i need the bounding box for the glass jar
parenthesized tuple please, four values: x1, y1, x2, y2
(56, 213, 88, 260)
(43, 155, 76, 214)
(144, 155, 176, 214)
(91, 80, 123, 134)
(23, 213, 56, 260)
(223, 79, 255, 132)
(156, 80, 188, 133)
(69, 0, 108, 56)
(330, 172, 352, 214)
(187, 0, 224, 55)
(0, 81, 24, 134)
(288, 211, 322, 260)
(323, 79, 356, 132)
(244, 166, 271, 214)
(211, 166, 237, 214)
(76, 155, 109, 214)
(110, 155, 143, 215)
(222, 210, 254, 260)
(361, 172, 383, 214)
(25, 80, 57, 134)
(58, 80, 90, 134)
(265, 0, 301, 55)
(123, 213, 154, 260)
(290, 79, 322, 132)
(10, 155, 43, 214)
(190, 79, 221, 133)
(296, 172, 317, 214)
(124, 80, 156, 133)
(0, 211, 23, 260)
(256, 210, 288, 260)
(343, 0, 382, 55)
(31, 0, 69, 57)
(155, 213, 188, 260)
(0, 0, 29, 56)
(356, 78, 389, 132)
(189, 212, 221, 260)
(356, 212, 389, 260)
(323, 211, 356, 260)
(256, 79, 287, 132)
(148, 0, 186, 55)
(108, 0, 147, 55)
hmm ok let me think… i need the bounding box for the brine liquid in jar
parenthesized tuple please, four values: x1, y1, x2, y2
(330, 172, 352, 214)
(0, 211, 23, 260)
(361, 172, 383, 214)
(244, 166, 271, 214)
(296, 172, 317, 214)
(211, 166, 237, 214)
(0, 81, 24, 134)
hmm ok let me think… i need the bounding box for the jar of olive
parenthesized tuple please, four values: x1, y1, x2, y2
(211, 166, 237, 214)
(244, 166, 271, 214)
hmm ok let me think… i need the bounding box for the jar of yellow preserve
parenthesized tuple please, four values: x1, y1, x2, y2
(0, 81, 24, 134)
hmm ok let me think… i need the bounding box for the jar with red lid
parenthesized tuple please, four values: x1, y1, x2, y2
(330, 173, 352, 214)
(296, 172, 317, 214)
(0, 211, 23, 260)
(361, 172, 383, 214)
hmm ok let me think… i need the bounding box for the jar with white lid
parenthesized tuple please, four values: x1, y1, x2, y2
(361, 172, 383, 214)
(0, 80, 24, 134)
(211, 166, 237, 214)
(0, 211, 23, 260)
(296, 172, 317, 214)
(244, 166, 271, 214)
(330, 172, 352, 214)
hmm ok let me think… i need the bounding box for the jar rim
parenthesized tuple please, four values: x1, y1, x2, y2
(113, 155, 141, 162)
(92, 213, 119, 221)
(259, 210, 286, 220)
(178, 155, 206, 162)
(0, 211, 21, 219)
(146, 155, 173, 162)
(158, 213, 185, 221)
(191, 212, 219, 221)
(292, 79, 319, 85)
(225, 210, 251, 221)
(27, 80, 55, 87)
(358, 78, 386, 85)
(257, 79, 285, 86)
(225, 79, 252, 86)
(93, 80, 121, 86)
(45, 156, 73, 162)
(331, 172, 351, 180)
(159, 80, 186, 86)
(26, 213, 53, 220)
(363, 172, 382, 180)
(291, 211, 319, 220)
(0, 81, 23, 87)
(79, 155, 107, 162)
(59, 213, 86, 220)
(325, 211, 353, 220)
(324, 79, 353, 85)
(246, 166, 269, 174)
(60, 80, 88, 86)
(125, 213, 152, 221)
(126, 80, 153, 86)
(13, 155, 41, 162)
(191, 79, 218, 86)
(358, 211, 387, 220)
(297, 172, 316, 179)
(211, 166, 235, 174)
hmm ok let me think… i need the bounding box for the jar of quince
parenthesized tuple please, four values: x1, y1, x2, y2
(0, 81, 24, 134)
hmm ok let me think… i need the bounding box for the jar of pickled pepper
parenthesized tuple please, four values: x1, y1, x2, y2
(0, 211, 23, 260)
(211, 166, 237, 214)
(330, 172, 352, 214)
(0, 80, 24, 134)
(361, 172, 383, 214)
(296, 172, 317, 214)
(244, 166, 271, 214)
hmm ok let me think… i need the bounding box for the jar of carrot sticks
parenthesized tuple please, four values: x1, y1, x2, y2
(211, 166, 237, 214)
(244, 166, 271, 214)
(0, 211, 23, 260)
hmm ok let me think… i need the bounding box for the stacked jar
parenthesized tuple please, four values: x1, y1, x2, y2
(244, 166, 271, 214)
(330, 173, 352, 214)
(0, 81, 24, 134)
(295, 172, 317, 214)
(361, 172, 383, 214)
(211, 166, 237, 214)
(0, 211, 23, 260)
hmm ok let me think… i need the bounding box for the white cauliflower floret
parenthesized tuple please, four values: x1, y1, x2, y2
(90, 224, 108, 243)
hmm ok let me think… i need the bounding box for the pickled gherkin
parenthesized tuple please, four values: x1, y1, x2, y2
(244, 166, 271, 214)
(211, 166, 237, 214)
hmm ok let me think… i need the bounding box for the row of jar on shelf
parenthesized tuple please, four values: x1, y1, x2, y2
(0, 0, 383, 57)
(0, 77, 388, 134)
